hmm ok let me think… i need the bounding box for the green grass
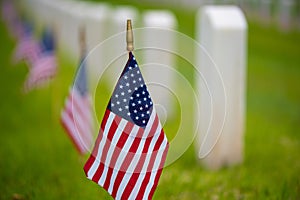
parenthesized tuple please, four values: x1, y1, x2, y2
(1, 4, 300, 200)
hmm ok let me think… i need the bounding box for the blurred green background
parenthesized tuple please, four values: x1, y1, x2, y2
(0, 1, 300, 199)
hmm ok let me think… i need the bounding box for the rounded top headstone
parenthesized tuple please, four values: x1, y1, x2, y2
(200, 6, 247, 30)
(112, 6, 138, 24)
(83, 3, 110, 20)
(143, 10, 177, 28)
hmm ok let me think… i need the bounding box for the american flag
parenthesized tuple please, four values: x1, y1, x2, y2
(60, 55, 94, 154)
(12, 22, 41, 66)
(24, 28, 57, 91)
(84, 52, 169, 200)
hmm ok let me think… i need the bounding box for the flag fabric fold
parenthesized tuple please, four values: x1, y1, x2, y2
(84, 52, 169, 200)
(60, 55, 94, 155)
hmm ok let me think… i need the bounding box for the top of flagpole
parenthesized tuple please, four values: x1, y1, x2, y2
(126, 19, 134, 52)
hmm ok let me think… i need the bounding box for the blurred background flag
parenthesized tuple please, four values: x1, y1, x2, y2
(12, 21, 41, 67)
(1, 0, 16, 24)
(1, 0, 21, 39)
(24, 27, 57, 91)
(60, 27, 94, 155)
(84, 51, 169, 200)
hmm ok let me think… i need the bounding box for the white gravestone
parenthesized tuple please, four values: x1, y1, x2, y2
(83, 3, 111, 86)
(278, 0, 295, 31)
(54, 0, 79, 56)
(196, 6, 247, 169)
(52, 1, 91, 59)
(142, 11, 177, 122)
(62, 2, 91, 60)
(259, 0, 272, 24)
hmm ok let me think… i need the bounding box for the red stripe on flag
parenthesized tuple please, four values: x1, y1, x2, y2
(92, 162, 105, 183)
(84, 155, 95, 176)
(120, 172, 139, 200)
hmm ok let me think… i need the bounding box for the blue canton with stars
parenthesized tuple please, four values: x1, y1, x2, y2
(108, 52, 153, 128)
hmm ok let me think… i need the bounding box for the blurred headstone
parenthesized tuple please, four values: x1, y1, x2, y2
(259, 0, 272, 24)
(278, 0, 295, 31)
(195, 6, 247, 170)
(179, 0, 214, 9)
(142, 10, 177, 121)
(83, 3, 110, 85)
(247, 0, 259, 18)
(54, 0, 78, 56)
(62, 2, 90, 59)
(220, 0, 237, 5)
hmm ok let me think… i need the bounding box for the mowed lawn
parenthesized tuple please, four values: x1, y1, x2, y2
(0, 7, 300, 200)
